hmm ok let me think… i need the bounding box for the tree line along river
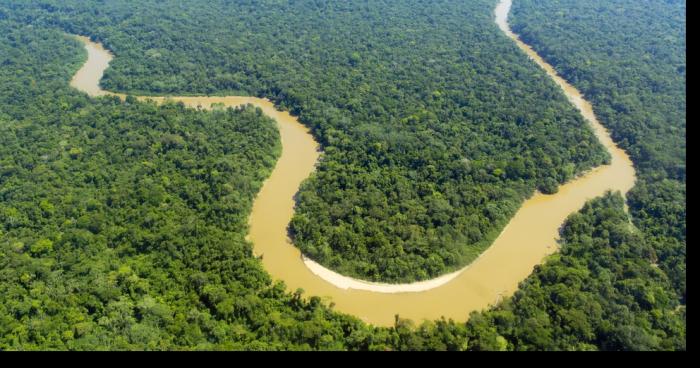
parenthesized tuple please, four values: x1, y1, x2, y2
(68, 0, 636, 326)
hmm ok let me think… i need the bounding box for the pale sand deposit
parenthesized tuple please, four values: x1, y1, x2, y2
(70, 2, 635, 324)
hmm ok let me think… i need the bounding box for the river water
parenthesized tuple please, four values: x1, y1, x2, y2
(69, 0, 635, 326)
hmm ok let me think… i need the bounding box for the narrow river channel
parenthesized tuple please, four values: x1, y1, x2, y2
(69, 0, 636, 326)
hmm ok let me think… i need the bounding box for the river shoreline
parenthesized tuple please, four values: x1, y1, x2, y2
(68, 0, 636, 325)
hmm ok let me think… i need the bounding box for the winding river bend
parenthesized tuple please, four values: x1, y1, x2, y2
(69, 0, 635, 326)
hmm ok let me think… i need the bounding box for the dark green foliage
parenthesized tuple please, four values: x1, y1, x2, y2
(511, 0, 686, 302)
(0, 23, 356, 350)
(1, 0, 610, 282)
(459, 0, 686, 351)
(465, 193, 685, 351)
(0, 18, 469, 351)
(0, 0, 685, 351)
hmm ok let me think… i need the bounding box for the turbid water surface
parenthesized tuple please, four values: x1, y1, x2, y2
(69, 1, 635, 325)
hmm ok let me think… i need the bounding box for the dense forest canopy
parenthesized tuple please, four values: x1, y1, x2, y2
(465, 193, 684, 351)
(0, 0, 685, 351)
(1, 0, 610, 282)
(511, 0, 686, 302)
(0, 22, 407, 350)
(457, 0, 685, 351)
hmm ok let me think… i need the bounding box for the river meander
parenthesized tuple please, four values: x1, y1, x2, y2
(68, 0, 636, 326)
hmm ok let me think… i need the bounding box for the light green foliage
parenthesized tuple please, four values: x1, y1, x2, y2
(0, 0, 685, 350)
(2, 0, 610, 282)
(465, 194, 685, 351)
(511, 0, 686, 304)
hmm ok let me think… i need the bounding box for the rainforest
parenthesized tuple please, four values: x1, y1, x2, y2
(0, 0, 685, 351)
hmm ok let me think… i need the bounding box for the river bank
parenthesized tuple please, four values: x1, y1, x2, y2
(69, 0, 635, 324)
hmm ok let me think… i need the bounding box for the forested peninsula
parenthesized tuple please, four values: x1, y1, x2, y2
(0, 0, 685, 350)
(511, 0, 686, 303)
(2, 0, 611, 282)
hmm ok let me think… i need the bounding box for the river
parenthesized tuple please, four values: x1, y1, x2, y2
(68, 0, 636, 326)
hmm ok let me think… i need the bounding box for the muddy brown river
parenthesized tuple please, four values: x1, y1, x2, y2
(69, 0, 636, 326)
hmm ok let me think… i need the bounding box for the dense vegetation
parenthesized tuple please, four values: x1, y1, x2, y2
(511, 0, 686, 303)
(1, 0, 610, 282)
(464, 193, 685, 351)
(453, 0, 687, 351)
(0, 0, 685, 351)
(0, 16, 473, 351)
(0, 22, 414, 351)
